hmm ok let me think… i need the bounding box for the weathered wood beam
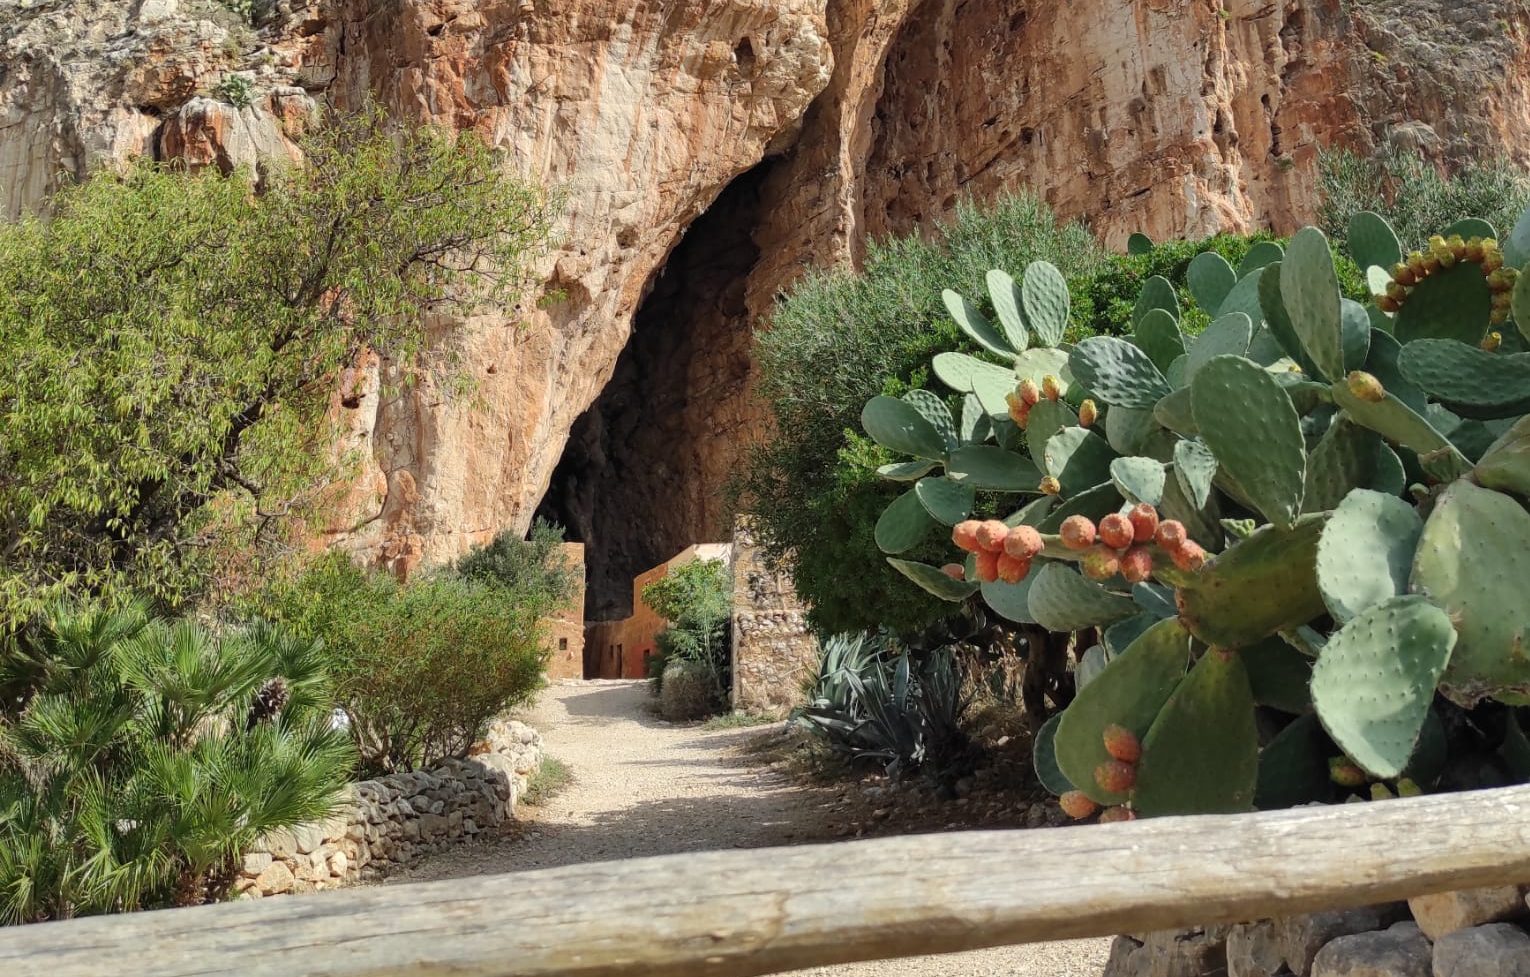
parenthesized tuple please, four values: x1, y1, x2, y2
(5, 785, 1530, 977)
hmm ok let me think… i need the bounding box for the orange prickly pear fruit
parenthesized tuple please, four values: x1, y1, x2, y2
(1120, 546, 1154, 584)
(1127, 503, 1159, 543)
(1171, 540, 1208, 572)
(975, 520, 1010, 552)
(1041, 375, 1062, 401)
(1098, 513, 1134, 550)
(1039, 476, 1062, 495)
(1018, 378, 1041, 406)
(1004, 525, 1044, 560)
(1059, 791, 1100, 820)
(952, 520, 983, 553)
(997, 554, 1031, 584)
(1154, 520, 1188, 550)
(1102, 724, 1142, 763)
(940, 563, 966, 581)
(1098, 805, 1137, 823)
(1059, 515, 1097, 550)
(1094, 760, 1136, 793)
(975, 550, 1001, 583)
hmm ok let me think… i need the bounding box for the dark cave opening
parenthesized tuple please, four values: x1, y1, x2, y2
(534, 160, 775, 621)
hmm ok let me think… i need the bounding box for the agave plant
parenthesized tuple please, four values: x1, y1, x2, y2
(0, 603, 354, 922)
(862, 205, 1530, 819)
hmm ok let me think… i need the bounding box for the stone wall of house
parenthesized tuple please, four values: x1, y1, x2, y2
(730, 517, 818, 717)
(234, 719, 543, 899)
(1105, 883, 1530, 977)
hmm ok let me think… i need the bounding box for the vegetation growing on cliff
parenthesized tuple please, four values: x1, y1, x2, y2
(0, 106, 553, 630)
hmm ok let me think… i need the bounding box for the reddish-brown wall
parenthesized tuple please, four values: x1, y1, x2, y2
(543, 543, 587, 681)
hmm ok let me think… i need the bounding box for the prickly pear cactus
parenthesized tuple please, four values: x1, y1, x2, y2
(859, 207, 1530, 819)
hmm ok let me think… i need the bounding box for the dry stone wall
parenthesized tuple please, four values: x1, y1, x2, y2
(235, 719, 542, 898)
(1105, 883, 1530, 977)
(729, 518, 818, 717)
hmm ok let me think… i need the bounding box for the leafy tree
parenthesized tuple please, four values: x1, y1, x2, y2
(0, 603, 353, 923)
(252, 552, 549, 775)
(0, 105, 553, 629)
(643, 558, 732, 691)
(453, 519, 578, 621)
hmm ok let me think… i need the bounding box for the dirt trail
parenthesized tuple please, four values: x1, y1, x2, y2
(393, 679, 1109, 977)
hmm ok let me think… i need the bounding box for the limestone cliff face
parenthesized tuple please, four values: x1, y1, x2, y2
(4, 0, 1529, 612)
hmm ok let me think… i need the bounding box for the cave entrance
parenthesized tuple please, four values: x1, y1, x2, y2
(535, 160, 775, 624)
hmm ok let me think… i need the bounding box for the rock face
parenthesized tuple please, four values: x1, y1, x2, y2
(6, 0, 1530, 599)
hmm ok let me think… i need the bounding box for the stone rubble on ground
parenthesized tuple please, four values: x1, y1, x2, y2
(233, 719, 542, 898)
(1106, 886, 1530, 977)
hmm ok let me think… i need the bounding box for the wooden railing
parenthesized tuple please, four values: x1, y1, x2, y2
(5, 785, 1530, 977)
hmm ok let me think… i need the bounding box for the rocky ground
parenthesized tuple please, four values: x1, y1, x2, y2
(390, 679, 1108, 976)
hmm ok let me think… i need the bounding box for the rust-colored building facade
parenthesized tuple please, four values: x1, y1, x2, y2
(542, 542, 588, 680)
(584, 543, 731, 679)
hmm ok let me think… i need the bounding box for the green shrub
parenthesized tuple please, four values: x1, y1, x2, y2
(0, 104, 552, 630)
(643, 557, 731, 705)
(211, 75, 256, 109)
(252, 554, 548, 775)
(454, 519, 578, 621)
(659, 660, 720, 722)
(1319, 149, 1530, 253)
(0, 603, 352, 923)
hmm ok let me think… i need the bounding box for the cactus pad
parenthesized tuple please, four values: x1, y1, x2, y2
(1256, 713, 1334, 810)
(887, 558, 979, 601)
(1331, 379, 1472, 478)
(947, 444, 1042, 491)
(932, 351, 1016, 408)
(1513, 263, 1530, 345)
(1022, 261, 1070, 347)
(1172, 438, 1218, 509)
(1475, 416, 1530, 496)
(1394, 261, 1493, 346)
(1310, 595, 1456, 778)
(876, 460, 937, 482)
(1282, 228, 1346, 382)
(1071, 336, 1173, 409)
(1044, 426, 1119, 496)
(985, 269, 1031, 352)
(981, 573, 1041, 623)
(1317, 488, 1423, 623)
(902, 389, 960, 452)
(874, 488, 934, 554)
(1053, 618, 1191, 805)
(1110, 456, 1166, 506)
(1185, 312, 1253, 382)
(1177, 515, 1328, 647)
(1303, 416, 1382, 513)
(1153, 385, 1198, 437)
(943, 288, 1014, 358)
(960, 394, 991, 444)
(1133, 648, 1259, 816)
(1398, 339, 1530, 419)
(1363, 328, 1429, 413)
(1104, 405, 1159, 455)
(1241, 636, 1314, 714)
(1133, 275, 1179, 328)
(1188, 252, 1238, 312)
(1340, 299, 1373, 372)
(862, 395, 949, 460)
(1027, 562, 1138, 633)
(1025, 399, 1079, 466)
(913, 476, 975, 526)
(1260, 262, 1321, 377)
(1238, 241, 1284, 278)
(1038, 482, 1127, 532)
(1347, 211, 1403, 272)
(1135, 308, 1188, 373)
(1411, 480, 1530, 705)
(1033, 713, 1075, 795)
(1191, 355, 1307, 528)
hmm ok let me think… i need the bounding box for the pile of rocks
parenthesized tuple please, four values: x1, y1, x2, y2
(1104, 884, 1530, 976)
(234, 719, 543, 898)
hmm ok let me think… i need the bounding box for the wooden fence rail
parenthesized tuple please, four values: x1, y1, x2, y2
(4, 785, 1530, 977)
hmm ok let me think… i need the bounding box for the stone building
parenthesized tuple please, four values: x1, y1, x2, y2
(728, 519, 818, 716)
(585, 543, 733, 680)
(542, 542, 587, 681)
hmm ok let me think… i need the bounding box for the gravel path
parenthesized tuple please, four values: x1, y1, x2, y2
(394, 679, 1109, 976)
